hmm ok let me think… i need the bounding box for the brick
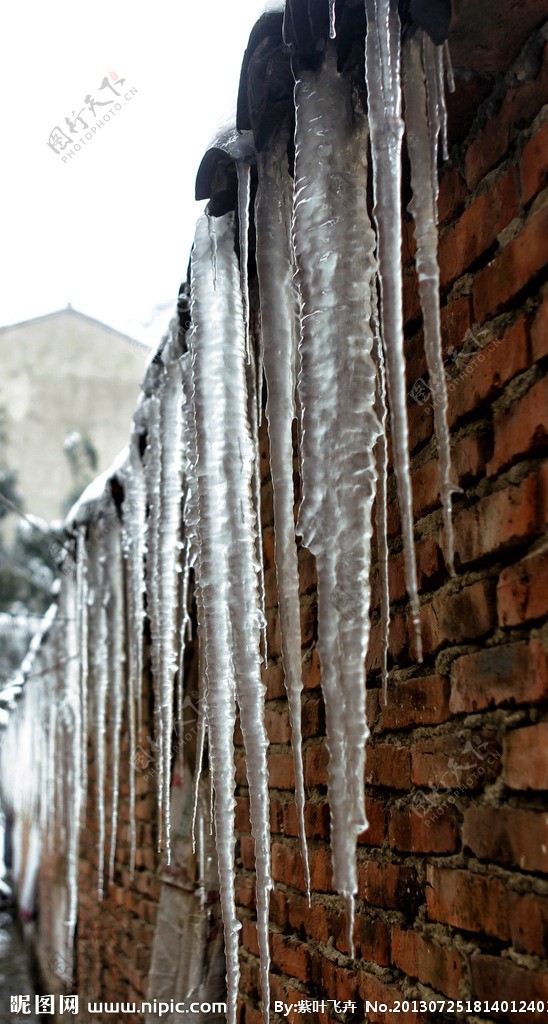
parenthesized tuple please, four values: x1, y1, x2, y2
(450, 638, 548, 712)
(287, 895, 331, 944)
(473, 200, 548, 323)
(504, 722, 548, 790)
(271, 842, 308, 892)
(421, 579, 496, 653)
(426, 866, 510, 939)
(438, 166, 468, 225)
(439, 167, 519, 288)
(465, 43, 548, 189)
(380, 675, 451, 730)
(412, 731, 501, 788)
(365, 743, 411, 790)
(389, 802, 458, 853)
(358, 796, 387, 847)
(391, 927, 464, 999)
(497, 547, 548, 626)
(532, 292, 548, 361)
(268, 751, 295, 790)
(271, 933, 311, 983)
(470, 954, 548, 1022)
(354, 913, 390, 965)
(358, 973, 426, 1023)
(264, 706, 291, 745)
(463, 804, 548, 873)
(510, 891, 548, 957)
(448, 315, 529, 424)
(454, 472, 546, 565)
(301, 696, 325, 738)
(489, 376, 548, 474)
(358, 860, 420, 916)
(521, 120, 548, 205)
(302, 647, 321, 691)
(304, 741, 328, 787)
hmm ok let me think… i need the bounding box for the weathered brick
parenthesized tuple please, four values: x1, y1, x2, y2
(450, 638, 548, 712)
(521, 120, 548, 205)
(412, 730, 501, 788)
(358, 860, 420, 915)
(465, 42, 548, 189)
(354, 913, 390, 965)
(439, 166, 519, 288)
(271, 933, 311, 983)
(380, 675, 451, 730)
(470, 954, 548, 1021)
(358, 796, 387, 847)
(421, 579, 496, 652)
(463, 804, 548, 873)
(473, 199, 548, 323)
(532, 291, 548, 361)
(510, 891, 548, 957)
(489, 376, 548, 475)
(454, 471, 547, 565)
(426, 865, 510, 939)
(365, 743, 412, 790)
(391, 926, 464, 998)
(389, 802, 458, 854)
(504, 722, 548, 790)
(497, 547, 548, 626)
(448, 315, 530, 425)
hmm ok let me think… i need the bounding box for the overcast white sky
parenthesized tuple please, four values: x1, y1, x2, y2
(0, 1, 271, 346)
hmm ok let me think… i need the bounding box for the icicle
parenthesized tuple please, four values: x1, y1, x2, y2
(60, 573, 82, 949)
(292, 45, 380, 951)
(444, 41, 455, 93)
(434, 44, 449, 162)
(190, 212, 271, 1024)
(255, 140, 310, 898)
(237, 161, 252, 362)
(329, 0, 337, 39)
(207, 214, 218, 290)
(75, 529, 89, 817)
(143, 394, 165, 849)
(365, 0, 422, 660)
(122, 428, 147, 734)
(87, 532, 109, 899)
(236, 160, 268, 661)
(372, 289, 390, 704)
(181, 349, 209, 850)
(157, 350, 184, 862)
(106, 512, 126, 883)
(403, 33, 456, 574)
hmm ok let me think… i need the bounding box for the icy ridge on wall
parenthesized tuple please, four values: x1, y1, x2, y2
(0, 3, 455, 1022)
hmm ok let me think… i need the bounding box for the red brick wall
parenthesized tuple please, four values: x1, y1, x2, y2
(237, 22, 548, 1024)
(33, 17, 548, 1024)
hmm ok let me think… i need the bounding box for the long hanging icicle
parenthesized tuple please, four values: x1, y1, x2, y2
(403, 32, 456, 573)
(58, 573, 82, 952)
(157, 343, 184, 861)
(122, 425, 147, 735)
(236, 160, 268, 661)
(87, 529, 109, 899)
(255, 139, 310, 898)
(190, 212, 271, 1024)
(372, 289, 390, 703)
(365, 0, 423, 660)
(143, 393, 165, 849)
(292, 45, 381, 949)
(106, 512, 126, 883)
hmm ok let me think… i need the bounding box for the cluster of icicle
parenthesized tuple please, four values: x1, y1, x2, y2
(0, 3, 456, 1021)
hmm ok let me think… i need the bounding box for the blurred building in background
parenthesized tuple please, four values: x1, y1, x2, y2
(0, 306, 150, 529)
